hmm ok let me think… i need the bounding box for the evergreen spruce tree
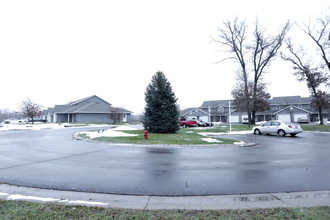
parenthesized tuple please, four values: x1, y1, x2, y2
(144, 71, 180, 133)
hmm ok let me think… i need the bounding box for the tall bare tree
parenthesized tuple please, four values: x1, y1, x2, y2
(281, 12, 330, 125)
(19, 98, 43, 124)
(216, 18, 251, 125)
(281, 39, 329, 125)
(251, 20, 290, 123)
(299, 12, 330, 71)
(216, 17, 290, 125)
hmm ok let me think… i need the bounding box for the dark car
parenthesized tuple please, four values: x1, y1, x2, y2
(196, 120, 206, 127)
(298, 118, 309, 124)
(197, 119, 213, 127)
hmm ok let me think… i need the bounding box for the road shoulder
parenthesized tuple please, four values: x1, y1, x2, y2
(1, 184, 329, 210)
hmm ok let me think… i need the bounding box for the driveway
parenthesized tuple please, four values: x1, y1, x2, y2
(0, 127, 329, 196)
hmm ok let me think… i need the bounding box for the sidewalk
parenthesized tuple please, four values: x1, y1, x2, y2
(1, 184, 329, 210)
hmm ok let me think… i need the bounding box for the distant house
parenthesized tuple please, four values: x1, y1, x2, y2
(181, 96, 329, 123)
(180, 108, 210, 122)
(46, 95, 132, 123)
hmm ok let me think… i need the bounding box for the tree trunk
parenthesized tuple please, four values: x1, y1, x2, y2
(318, 106, 324, 125)
(251, 110, 256, 125)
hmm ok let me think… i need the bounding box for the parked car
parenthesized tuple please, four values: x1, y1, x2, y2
(196, 120, 206, 127)
(195, 119, 214, 127)
(242, 117, 249, 124)
(201, 120, 213, 127)
(179, 117, 197, 128)
(3, 118, 20, 124)
(28, 119, 47, 123)
(204, 121, 214, 127)
(297, 118, 309, 124)
(252, 120, 303, 137)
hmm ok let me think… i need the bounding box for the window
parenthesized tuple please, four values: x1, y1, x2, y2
(271, 122, 280, 126)
(262, 122, 271, 127)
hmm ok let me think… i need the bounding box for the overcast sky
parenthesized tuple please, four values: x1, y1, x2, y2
(0, 0, 329, 114)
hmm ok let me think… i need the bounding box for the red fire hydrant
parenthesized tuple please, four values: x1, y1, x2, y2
(144, 130, 148, 140)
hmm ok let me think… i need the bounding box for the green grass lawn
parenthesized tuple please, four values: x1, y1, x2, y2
(1, 200, 329, 219)
(78, 123, 330, 145)
(91, 128, 238, 145)
(300, 124, 330, 132)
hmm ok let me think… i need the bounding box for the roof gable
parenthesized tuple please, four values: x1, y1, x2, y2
(68, 95, 111, 106)
(274, 105, 313, 114)
(53, 96, 133, 114)
(180, 108, 209, 117)
(180, 108, 197, 116)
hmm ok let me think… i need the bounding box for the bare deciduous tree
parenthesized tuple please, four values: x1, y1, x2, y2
(280, 11, 330, 125)
(19, 98, 43, 124)
(216, 17, 290, 125)
(216, 18, 251, 125)
(299, 12, 330, 71)
(107, 107, 123, 124)
(281, 39, 329, 125)
(251, 19, 290, 123)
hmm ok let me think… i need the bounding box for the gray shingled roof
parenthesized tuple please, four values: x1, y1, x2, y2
(54, 105, 72, 113)
(68, 95, 111, 106)
(269, 96, 311, 105)
(200, 100, 233, 108)
(110, 107, 133, 114)
(54, 103, 132, 114)
(180, 108, 198, 116)
(200, 96, 311, 108)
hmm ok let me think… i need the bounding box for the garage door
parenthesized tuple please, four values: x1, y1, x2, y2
(278, 114, 291, 122)
(199, 116, 209, 122)
(229, 115, 239, 123)
(187, 115, 197, 120)
(294, 113, 308, 122)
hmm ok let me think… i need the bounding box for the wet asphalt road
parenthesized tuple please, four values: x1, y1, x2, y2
(0, 127, 329, 196)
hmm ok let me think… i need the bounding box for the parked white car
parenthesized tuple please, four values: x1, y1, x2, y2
(252, 121, 303, 137)
(242, 117, 249, 124)
(3, 118, 20, 124)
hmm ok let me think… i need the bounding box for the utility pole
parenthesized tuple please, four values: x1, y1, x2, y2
(229, 101, 232, 133)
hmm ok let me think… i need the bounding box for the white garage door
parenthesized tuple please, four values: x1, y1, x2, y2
(199, 116, 209, 122)
(229, 115, 239, 123)
(278, 114, 291, 122)
(294, 113, 308, 122)
(187, 115, 197, 120)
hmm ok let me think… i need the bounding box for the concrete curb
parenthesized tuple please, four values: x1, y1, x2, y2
(1, 184, 329, 210)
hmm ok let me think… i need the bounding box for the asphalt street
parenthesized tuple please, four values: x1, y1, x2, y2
(0, 127, 329, 196)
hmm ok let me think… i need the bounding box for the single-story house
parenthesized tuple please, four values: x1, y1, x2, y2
(45, 95, 132, 123)
(181, 96, 329, 123)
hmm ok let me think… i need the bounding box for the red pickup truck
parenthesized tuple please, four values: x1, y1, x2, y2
(179, 117, 197, 128)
